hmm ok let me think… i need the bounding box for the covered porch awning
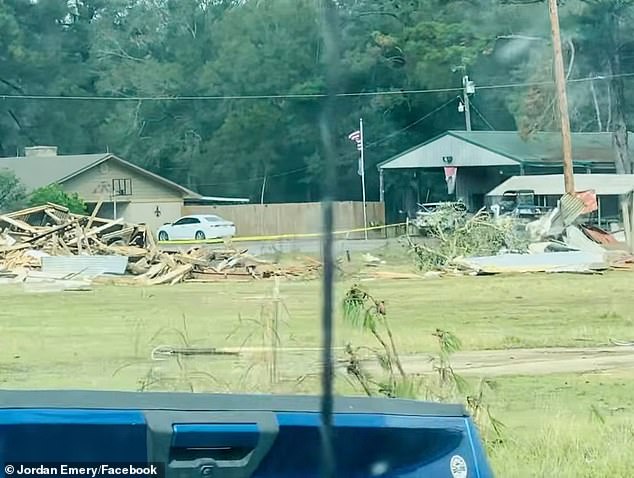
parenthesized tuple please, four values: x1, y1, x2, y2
(486, 174, 634, 197)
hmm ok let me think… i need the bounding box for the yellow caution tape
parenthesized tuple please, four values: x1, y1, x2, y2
(158, 222, 407, 245)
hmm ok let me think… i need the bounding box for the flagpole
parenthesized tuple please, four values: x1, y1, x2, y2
(360, 118, 368, 240)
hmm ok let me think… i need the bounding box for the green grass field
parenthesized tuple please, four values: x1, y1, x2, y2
(1, 272, 633, 476)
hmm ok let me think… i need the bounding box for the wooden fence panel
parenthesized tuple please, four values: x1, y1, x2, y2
(182, 201, 385, 238)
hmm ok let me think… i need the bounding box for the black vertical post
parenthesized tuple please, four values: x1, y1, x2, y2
(318, 1, 340, 477)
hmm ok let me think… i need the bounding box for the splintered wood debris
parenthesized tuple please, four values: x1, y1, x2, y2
(0, 203, 322, 286)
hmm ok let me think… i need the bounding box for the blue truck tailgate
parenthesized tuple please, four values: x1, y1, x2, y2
(0, 391, 493, 478)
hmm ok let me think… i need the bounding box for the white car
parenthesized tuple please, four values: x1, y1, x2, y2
(157, 215, 236, 241)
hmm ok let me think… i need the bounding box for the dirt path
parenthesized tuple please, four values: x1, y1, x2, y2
(363, 346, 634, 376)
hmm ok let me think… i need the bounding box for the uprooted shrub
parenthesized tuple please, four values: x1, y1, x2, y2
(404, 205, 528, 271)
(341, 284, 504, 442)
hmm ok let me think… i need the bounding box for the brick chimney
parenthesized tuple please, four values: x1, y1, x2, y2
(24, 146, 58, 157)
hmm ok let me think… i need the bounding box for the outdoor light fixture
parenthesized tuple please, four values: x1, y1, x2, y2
(154, 206, 162, 217)
(442, 156, 454, 164)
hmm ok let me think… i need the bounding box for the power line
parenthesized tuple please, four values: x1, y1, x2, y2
(188, 98, 455, 188)
(0, 87, 460, 101)
(469, 101, 496, 131)
(363, 97, 456, 148)
(2, 72, 633, 102)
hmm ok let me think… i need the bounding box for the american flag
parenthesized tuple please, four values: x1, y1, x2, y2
(348, 130, 362, 151)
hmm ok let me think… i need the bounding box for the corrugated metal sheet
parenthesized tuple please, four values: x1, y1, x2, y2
(455, 251, 607, 274)
(560, 194, 586, 226)
(41, 255, 128, 277)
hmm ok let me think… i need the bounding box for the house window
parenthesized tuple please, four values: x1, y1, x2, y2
(112, 178, 132, 196)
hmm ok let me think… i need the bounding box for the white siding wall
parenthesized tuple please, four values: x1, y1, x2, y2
(124, 201, 182, 231)
(381, 135, 520, 169)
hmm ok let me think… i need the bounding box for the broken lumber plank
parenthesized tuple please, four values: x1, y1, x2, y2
(75, 223, 84, 255)
(45, 203, 70, 213)
(50, 233, 60, 255)
(90, 240, 147, 258)
(172, 253, 210, 267)
(101, 226, 135, 242)
(55, 234, 73, 255)
(141, 262, 168, 280)
(66, 218, 123, 245)
(0, 215, 39, 234)
(156, 252, 177, 269)
(192, 270, 252, 278)
(113, 245, 149, 257)
(0, 243, 31, 254)
(127, 257, 150, 275)
(144, 226, 158, 250)
(26, 220, 79, 244)
(44, 209, 63, 225)
(148, 263, 193, 286)
(216, 249, 248, 272)
(185, 278, 252, 283)
(86, 198, 104, 229)
(5, 204, 49, 218)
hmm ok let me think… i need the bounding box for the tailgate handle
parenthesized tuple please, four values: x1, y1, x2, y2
(170, 423, 259, 469)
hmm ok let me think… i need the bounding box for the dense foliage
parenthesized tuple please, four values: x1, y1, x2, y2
(28, 184, 87, 214)
(0, 0, 631, 206)
(0, 171, 26, 213)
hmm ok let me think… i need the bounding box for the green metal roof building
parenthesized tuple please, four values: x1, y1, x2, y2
(378, 130, 623, 212)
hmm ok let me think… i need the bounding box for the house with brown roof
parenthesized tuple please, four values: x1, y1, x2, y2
(0, 146, 247, 231)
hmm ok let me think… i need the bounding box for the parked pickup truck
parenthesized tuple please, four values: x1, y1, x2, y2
(0, 391, 493, 478)
(489, 189, 552, 221)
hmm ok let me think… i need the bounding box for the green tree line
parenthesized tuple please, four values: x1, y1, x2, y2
(0, 0, 632, 204)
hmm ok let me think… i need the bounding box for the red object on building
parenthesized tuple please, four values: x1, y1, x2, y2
(577, 190, 598, 214)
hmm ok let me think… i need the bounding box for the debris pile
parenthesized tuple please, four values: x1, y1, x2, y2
(0, 203, 322, 286)
(405, 206, 528, 271)
(405, 200, 633, 275)
(0, 202, 152, 276)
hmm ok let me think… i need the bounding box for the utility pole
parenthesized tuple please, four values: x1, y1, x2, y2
(547, 0, 575, 195)
(462, 75, 473, 132)
(359, 118, 368, 240)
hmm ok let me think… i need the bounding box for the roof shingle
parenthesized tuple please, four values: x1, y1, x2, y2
(0, 154, 109, 190)
(447, 131, 622, 165)
(0, 153, 200, 198)
(379, 131, 628, 170)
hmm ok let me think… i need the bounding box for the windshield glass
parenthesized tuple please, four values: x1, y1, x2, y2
(0, 1, 631, 476)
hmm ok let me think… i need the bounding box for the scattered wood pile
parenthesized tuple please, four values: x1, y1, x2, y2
(0, 203, 322, 285)
(0, 201, 153, 263)
(181, 249, 323, 283)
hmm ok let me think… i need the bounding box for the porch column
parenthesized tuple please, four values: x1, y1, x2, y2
(379, 168, 385, 202)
